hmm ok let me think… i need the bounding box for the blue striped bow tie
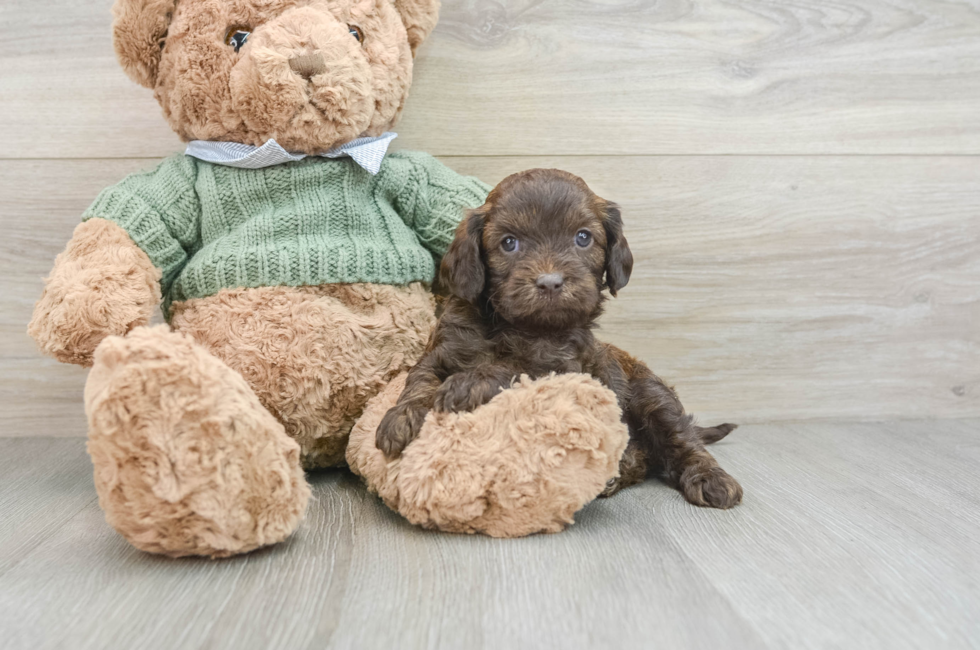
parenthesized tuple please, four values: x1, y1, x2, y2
(184, 132, 397, 175)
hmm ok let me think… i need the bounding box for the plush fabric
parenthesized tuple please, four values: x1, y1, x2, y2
(83, 151, 490, 315)
(111, 0, 176, 89)
(348, 372, 630, 537)
(28, 0, 637, 556)
(85, 325, 310, 558)
(29, 219, 161, 367)
(393, 0, 441, 54)
(170, 283, 437, 468)
(113, 0, 435, 153)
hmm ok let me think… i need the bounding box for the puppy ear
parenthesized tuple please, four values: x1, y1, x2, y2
(439, 207, 486, 303)
(601, 201, 633, 296)
(392, 0, 441, 55)
(112, 0, 177, 89)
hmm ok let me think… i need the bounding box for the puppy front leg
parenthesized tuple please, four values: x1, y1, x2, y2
(432, 364, 516, 414)
(599, 438, 649, 498)
(625, 359, 743, 509)
(589, 349, 650, 497)
(376, 360, 442, 459)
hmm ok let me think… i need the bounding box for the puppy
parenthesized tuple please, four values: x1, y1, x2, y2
(375, 169, 742, 507)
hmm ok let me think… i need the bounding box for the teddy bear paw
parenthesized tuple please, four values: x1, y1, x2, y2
(85, 325, 310, 557)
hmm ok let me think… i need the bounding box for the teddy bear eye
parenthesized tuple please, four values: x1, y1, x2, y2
(575, 229, 593, 248)
(348, 25, 364, 43)
(501, 236, 519, 253)
(225, 27, 251, 53)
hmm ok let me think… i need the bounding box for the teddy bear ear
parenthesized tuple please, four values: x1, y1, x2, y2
(392, 0, 441, 55)
(111, 0, 177, 88)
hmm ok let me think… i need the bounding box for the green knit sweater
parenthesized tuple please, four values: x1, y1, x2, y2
(83, 150, 491, 316)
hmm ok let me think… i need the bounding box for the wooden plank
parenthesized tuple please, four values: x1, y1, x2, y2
(0, 358, 89, 436)
(2, 155, 978, 431)
(0, 443, 764, 650)
(0, 423, 978, 649)
(655, 418, 980, 650)
(2, 0, 980, 158)
(446, 155, 980, 422)
(0, 438, 95, 575)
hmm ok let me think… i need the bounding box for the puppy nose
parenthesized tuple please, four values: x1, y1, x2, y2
(288, 52, 326, 80)
(536, 273, 564, 293)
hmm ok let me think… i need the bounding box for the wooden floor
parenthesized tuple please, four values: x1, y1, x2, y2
(1, 420, 977, 650)
(2, 1, 979, 647)
(2, 0, 979, 429)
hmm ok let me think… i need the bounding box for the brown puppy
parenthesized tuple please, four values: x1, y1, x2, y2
(375, 169, 742, 507)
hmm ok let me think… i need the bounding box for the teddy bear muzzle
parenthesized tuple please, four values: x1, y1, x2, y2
(228, 4, 374, 151)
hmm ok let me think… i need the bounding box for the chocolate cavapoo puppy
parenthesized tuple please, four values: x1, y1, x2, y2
(376, 169, 742, 508)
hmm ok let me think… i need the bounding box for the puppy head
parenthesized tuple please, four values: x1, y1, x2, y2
(440, 168, 633, 329)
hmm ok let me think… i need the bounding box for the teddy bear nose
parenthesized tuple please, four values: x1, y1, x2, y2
(536, 273, 564, 293)
(288, 52, 327, 80)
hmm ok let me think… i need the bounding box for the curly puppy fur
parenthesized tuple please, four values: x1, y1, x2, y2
(376, 169, 742, 508)
(29, 219, 161, 366)
(171, 283, 436, 468)
(113, 0, 438, 152)
(349, 371, 628, 537)
(86, 326, 310, 558)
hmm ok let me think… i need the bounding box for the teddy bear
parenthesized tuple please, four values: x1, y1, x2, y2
(28, 0, 629, 557)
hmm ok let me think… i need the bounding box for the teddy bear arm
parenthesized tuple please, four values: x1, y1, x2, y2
(29, 156, 200, 366)
(387, 151, 492, 261)
(28, 219, 162, 366)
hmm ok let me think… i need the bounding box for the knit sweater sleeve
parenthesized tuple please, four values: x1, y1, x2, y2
(82, 155, 201, 300)
(386, 151, 491, 259)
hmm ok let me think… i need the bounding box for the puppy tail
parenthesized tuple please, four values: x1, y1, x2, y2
(697, 423, 738, 445)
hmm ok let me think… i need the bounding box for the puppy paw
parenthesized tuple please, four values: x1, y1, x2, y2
(599, 477, 625, 498)
(680, 466, 743, 509)
(599, 442, 648, 498)
(432, 369, 511, 414)
(375, 403, 427, 459)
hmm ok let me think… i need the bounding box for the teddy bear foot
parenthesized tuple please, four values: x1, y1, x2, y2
(349, 372, 629, 537)
(84, 325, 310, 558)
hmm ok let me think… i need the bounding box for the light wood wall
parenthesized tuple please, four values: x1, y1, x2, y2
(2, 0, 978, 435)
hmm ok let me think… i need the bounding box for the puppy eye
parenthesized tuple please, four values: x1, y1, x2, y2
(348, 24, 364, 43)
(501, 236, 519, 253)
(225, 27, 251, 53)
(575, 229, 593, 248)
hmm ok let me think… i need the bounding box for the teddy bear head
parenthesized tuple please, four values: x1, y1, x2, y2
(112, 0, 439, 153)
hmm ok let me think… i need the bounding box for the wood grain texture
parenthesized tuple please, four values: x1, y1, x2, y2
(0, 438, 96, 574)
(3, 0, 978, 645)
(0, 422, 977, 650)
(3, 155, 977, 434)
(2, 0, 980, 158)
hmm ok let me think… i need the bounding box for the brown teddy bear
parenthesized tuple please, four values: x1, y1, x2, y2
(28, 0, 629, 556)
